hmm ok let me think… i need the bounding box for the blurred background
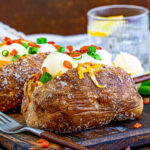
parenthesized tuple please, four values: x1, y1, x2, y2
(0, 0, 149, 35)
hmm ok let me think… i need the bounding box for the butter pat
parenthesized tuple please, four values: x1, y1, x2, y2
(113, 52, 144, 75)
(38, 44, 56, 53)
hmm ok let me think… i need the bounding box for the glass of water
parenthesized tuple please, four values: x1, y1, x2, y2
(87, 5, 149, 70)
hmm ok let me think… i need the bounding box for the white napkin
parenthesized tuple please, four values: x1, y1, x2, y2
(0, 22, 26, 42)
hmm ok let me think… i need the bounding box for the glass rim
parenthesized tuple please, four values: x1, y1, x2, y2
(87, 5, 149, 20)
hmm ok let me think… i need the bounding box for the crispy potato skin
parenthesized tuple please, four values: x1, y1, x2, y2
(0, 53, 48, 112)
(22, 67, 143, 133)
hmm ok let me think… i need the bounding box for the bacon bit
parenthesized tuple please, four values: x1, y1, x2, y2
(28, 43, 41, 48)
(36, 139, 50, 148)
(4, 37, 11, 41)
(6, 40, 13, 45)
(53, 45, 60, 51)
(28, 43, 34, 47)
(48, 41, 55, 44)
(13, 39, 22, 44)
(133, 123, 142, 129)
(80, 49, 88, 54)
(37, 139, 46, 143)
(36, 73, 42, 81)
(4, 37, 13, 45)
(80, 46, 89, 51)
(90, 44, 102, 50)
(10, 49, 18, 56)
(70, 51, 81, 57)
(34, 73, 42, 83)
(64, 52, 71, 56)
(71, 53, 81, 57)
(41, 141, 50, 148)
(42, 67, 47, 73)
(79, 45, 101, 54)
(125, 146, 131, 150)
(63, 60, 72, 69)
(67, 45, 73, 53)
(143, 99, 149, 104)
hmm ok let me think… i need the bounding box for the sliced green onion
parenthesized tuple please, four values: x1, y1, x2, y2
(87, 51, 102, 61)
(92, 53, 102, 60)
(58, 47, 65, 53)
(88, 46, 96, 53)
(87, 51, 95, 56)
(40, 72, 52, 83)
(36, 38, 47, 44)
(141, 80, 150, 86)
(12, 54, 20, 62)
(28, 46, 38, 54)
(22, 42, 29, 49)
(138, 85, 150, 96)
(22, 54, 27, 57)
(71, 53, 82, 60)
(2, 50, 9, 57)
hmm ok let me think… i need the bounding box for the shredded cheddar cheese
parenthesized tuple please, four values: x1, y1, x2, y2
(77, 63, 105, 88)
(37, 81, 43, 86)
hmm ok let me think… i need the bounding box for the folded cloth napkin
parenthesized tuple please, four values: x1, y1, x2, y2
(27, 33, 91, 49)
(0, 22, 91, 49)
(0, 22, 26, 42)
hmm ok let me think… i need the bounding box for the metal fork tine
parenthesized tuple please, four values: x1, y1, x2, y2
(0, 117, 7, 124)
(0, 119, 5, 125)
(0, 112, 17, 123)
(0, 116, 10, 124)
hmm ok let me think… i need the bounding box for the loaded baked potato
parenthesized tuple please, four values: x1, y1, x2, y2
(22, 52, 143, 133)
(0, 52, 49, 112)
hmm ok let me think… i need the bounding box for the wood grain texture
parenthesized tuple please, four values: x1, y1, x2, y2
(0, 113, 150, 150)
(0, 0, 149, 35)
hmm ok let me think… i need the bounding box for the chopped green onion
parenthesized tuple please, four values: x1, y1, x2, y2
(87, 51, 95, 56)
(12, 54, 20, 61)
(58, 47, 65, 53)
(138, 85, 150, 96)
(22, 42, 29, 49)
(71, 53, 82, 60)
(22, 54, 27, 57)
(88, 46, 96, 53)
(141, 80, 150, 86)
(36, 38, 47, 44)
(87, 51, 102, 61)
(92, 53, 102, 60)
(2, 50, 9, 57)
(40, 72, 52, 83)
(28, 46, 38, 54)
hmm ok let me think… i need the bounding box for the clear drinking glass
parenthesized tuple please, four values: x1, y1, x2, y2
(87, 5, 150, 70)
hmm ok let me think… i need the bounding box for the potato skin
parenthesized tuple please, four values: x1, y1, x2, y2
(22, 66, 143, 133)
(0, 53, 48, 112)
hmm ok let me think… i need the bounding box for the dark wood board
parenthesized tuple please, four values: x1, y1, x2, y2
(0, 112, 150, 150)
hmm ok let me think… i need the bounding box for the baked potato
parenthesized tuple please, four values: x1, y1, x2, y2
(0, 52, 49, 112)
(22, 63, 143, 133)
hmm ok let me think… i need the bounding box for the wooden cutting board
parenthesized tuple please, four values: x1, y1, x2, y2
(0, 112, 150, 150)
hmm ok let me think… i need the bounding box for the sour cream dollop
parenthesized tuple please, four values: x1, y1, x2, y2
(113, 52, 144, 76)
(0, 43, 27, 61)
(38, 44, 56, 53)
(42, 52, 78, 76)
(78, 49, 112, 65)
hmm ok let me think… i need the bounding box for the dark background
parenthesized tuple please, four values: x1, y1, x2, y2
(0, 0, 149, 35)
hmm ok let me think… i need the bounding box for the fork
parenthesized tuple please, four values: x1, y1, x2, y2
(0, 112, 89, 150)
